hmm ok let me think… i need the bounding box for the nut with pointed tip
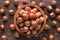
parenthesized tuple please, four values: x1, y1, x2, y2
(49, 34, 54, 40)
(57, 15, 60, 21)
(14, 0, 18, 6)
(10, 24, 15, 30)
(31, 1, 36, 5)
(0, 24, 5, 30)
(0, 8, 5, 14)
(14, 32, 20, 38)
(1, 35, 7, 40)
(3, 16, 8, 22)
(4, 0, 10, 6)
(55, 8, 60, 14)
(57, 27, 60, 33)
(9, 9, 14, 15)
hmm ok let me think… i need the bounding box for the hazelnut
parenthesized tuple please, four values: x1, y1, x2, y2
(50, 12, 55, 18)
(17, 17, 23, 23)
(46, 5, 52, 11)
(55, 8, 60, 14)
(16, 14, 19, 18)
(19, 10, 25, 16)
(4, 0, 10, 6)
(23, 13, 29, 20)
(0, 8, 5, 14)
(39, 17, 44, 23)
(26, 30, 31, 35)
(14, 0, 18, 6)
(3, 16, 8, 21)
(24, 21, 30, 26)
(57, 27, 60, 32)
(1, 35, 7, 40)
(17, 5, 22, 9)
(45, 15, 48, 20)
(45, 24, 50, 30)
(32, 8, 38, 13)
(52, 0, 57, 6)
(39, 2, 45, 8)
(22, 0, 28, 4)
(9, 9, 14, 15)
(36, 18, 41, 24)
(35, 24, 41, 31)
(10, 24, 15, 30)
(32, 30, 36, 35)
(35, 12, 42, 18)
(52, 20, 57, 26)
(23, 27, 28, 32)
(25, 6, 31, 11)
(0, 24, 5, 30)
(49, 34, 54, 40)
(57, 15, 60, 21)
(31, 21, 37, 26)
(29, 26, 34, 30)
(18, 23, 24, 27)
(42, 37, 47, 40)
(14, 32, 20, 38)
(29, 13, 35, 19)
(31, 1, 36, 5)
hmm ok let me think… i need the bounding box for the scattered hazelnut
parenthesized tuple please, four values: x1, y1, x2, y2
(57, 27, 60, 32)
(10, 24, 15, 30)
(0, 8, 5, 14)
(42, 37, 47, 40)
(14, 0, 18, 6)
(46, 5, 52, 11)
(52, 20, 57, 26)
(57, 15, 60, 21)
(55, 8, 60, 14)
(31, 1, 36, 5)
(1, 35, 7, 40)
(39, 2, 45, 8)
(14, 32, 20, 38)
(50, 12, 55, 18)
(52, 0, 57, 6)
(4, 0, 10, 6)
(0, 24, 5, 30)
(45, 15, 48, 20)
(9, 9, 14, 15)
(44, 24, 50, 30)
(22, 0, 28, 4)
(49, 34, 54, 40)
(17, 5, 22, 9)
(3, 16, 8, 21)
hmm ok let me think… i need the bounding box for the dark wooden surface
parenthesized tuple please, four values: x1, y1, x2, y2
(0, 0, 60, 40)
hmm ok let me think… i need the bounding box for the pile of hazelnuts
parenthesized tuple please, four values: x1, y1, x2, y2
(14, 5, 46, 38)
(0, 0, 60, 40)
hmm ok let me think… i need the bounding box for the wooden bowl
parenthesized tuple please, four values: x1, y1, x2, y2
(14, 5, 46, 38)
